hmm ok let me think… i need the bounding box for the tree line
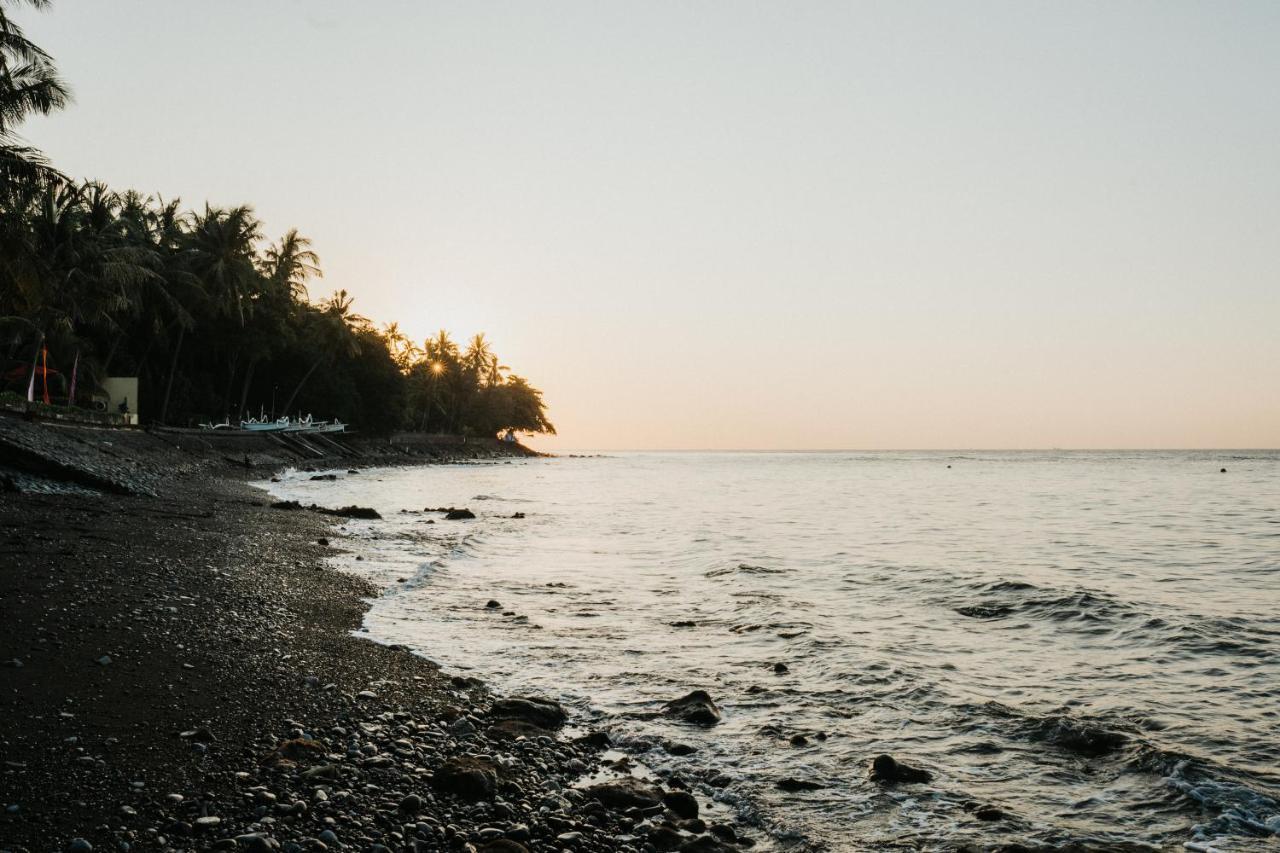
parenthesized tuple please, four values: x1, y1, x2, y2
(0, 0, 554, 436)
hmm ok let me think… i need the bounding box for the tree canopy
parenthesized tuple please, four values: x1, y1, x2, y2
(0, 2, 553, 437)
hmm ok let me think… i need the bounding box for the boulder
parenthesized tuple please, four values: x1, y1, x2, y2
(663, 690, 721, 726)
(445, 508, 476, 520)
(583, 777, 664, 810)
(431, 756, 498, 800)
(491, 696, 568, 730)
(664, 789, 699, 819)
(868, 754, 932, 784)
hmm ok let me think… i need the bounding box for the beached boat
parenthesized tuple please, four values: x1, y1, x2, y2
(240, 417, 290, 432)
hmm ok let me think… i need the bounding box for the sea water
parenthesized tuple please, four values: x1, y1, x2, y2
(265, 451, 1280, 850)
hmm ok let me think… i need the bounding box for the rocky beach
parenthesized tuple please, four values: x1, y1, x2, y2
(0, 419, 762, 853)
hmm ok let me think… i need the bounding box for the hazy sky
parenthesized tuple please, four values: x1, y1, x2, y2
(19, 1, 1280, 449)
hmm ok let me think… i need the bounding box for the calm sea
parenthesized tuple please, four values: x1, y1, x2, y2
(265, 451, 1280, 851)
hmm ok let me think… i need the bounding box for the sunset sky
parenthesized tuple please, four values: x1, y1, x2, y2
(21, 1, 1280, 449)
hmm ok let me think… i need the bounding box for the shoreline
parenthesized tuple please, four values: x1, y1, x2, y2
(0, 419, 759, 853)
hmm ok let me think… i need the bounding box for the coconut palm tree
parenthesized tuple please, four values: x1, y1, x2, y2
(184, 205, 263, 324)
(261, 228, 321, 302)
(278, 289, 367, 417)
(159, 204, 262, 422)
(0, 0, 70, 188)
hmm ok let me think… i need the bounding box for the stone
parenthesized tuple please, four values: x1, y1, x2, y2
(776, 777, 826, 791)
(663, 789, 699, 819)
(67, 840, 93, 853)
(583, 778, 663, 809)
(490, 696, 568, 730)
(431, 756, 498, 800)
(663, 690, 721, 726)
(445, 508, 476, 520)
(399, 792, 423, 814)
(96, 655, 112, 666)
(868, 754, 932, 784)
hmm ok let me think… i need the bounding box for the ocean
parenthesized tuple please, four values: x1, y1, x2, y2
(264, 450, 1280, 851)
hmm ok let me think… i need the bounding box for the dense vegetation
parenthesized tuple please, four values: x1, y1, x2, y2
(0, 0, 553, 436)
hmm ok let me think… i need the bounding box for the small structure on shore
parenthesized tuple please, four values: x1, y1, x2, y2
(100, 377, 139, 426)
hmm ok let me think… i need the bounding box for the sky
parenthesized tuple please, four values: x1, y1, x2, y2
(18, 1, 1280, 449)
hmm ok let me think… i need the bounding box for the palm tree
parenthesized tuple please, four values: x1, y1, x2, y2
(159, 204, 262, 422)
(0, 0, 70, 188)
(229, 229, 322, 417)
(261, 228, 320, 302)
(184, 205, 262, 324)
(278, 289, 366, 416)
(12, 181, 157, 400)
(463, 332, 504, 386)
(382, 321, 419, 372)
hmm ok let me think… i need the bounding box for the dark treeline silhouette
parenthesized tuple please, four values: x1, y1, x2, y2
(0, 1, 553, 436)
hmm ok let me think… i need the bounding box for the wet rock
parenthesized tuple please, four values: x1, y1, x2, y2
(445, 508, 476, 520)
(789, 734, 808, 746)
(665, 742, 697, 756)
(398, 792, 423, 814)
(773, 662, 789, 674)
(776, 777, 826, 791)
(663, 690, 722, 726)
(973, 804, 1010, 821)
(431, 756, 498, 800)
(485, 599, 502, 609)
(491, 696, 567, 730)
(96, 655, 112, 666)
(67, 840, 93, 853)
(1030, 716, 1128, 756)
(664, 789, 699, 818)
(646, 825, 683, 850)
(955, 604, 1013, 619)
(325, 504, 380, 519)
(869, 754, 932, 784)
(309, 474, 337, 481)
(584, 777, 664, 809)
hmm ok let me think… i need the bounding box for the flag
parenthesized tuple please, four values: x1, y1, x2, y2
(41, 346, 50, 405)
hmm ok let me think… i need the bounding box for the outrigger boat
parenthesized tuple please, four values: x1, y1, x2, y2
(199, 413, 346, 434)
(240, 416, 291, 432)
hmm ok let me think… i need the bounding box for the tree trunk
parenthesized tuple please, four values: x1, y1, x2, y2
(237, 357, 257, 422)
(159, 325, 186, 425)
(102, 336, 122, 374)
(221, 350, 239, 417)
(279, 356, 323, 418)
